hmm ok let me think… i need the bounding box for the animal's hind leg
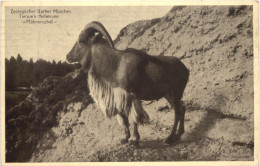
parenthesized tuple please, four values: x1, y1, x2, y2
(164, 94, 183, 144)
(116, 114, 130, 144)
(177, 103, 186, 137)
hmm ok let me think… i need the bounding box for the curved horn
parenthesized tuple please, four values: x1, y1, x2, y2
(79, 21, 114, 48)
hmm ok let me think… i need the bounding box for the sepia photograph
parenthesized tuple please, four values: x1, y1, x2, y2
(1, 1, 259, 165)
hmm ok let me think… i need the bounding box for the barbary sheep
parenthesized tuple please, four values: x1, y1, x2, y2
(66, 21, 189, 145)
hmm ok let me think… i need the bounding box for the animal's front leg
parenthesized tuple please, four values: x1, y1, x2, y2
(116, 114, 130, 144)
(129, 122, 140, 146)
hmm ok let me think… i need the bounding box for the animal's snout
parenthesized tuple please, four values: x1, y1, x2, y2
(66, 42, 79, 63)
(66, 53, 74, 63)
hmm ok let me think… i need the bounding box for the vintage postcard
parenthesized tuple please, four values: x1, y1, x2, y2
(1, 1, 259, 166)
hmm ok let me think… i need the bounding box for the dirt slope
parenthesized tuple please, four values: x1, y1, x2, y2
(6, 6, 254, 162)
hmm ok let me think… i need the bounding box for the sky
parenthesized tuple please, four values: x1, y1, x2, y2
(5, 6, 172, 62)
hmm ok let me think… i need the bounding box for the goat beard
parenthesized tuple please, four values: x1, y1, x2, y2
(88, 72, 150, 124)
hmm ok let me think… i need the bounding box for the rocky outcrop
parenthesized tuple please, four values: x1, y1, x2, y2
(115, 6, 254, 119)
(6, 70, 91, 161)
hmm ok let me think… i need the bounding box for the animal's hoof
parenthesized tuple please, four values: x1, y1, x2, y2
(164, 136, 178, 144)
(120, 139, 128, 144)
(129, 140, 139, 147)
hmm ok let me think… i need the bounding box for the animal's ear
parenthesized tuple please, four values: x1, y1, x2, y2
(91, 33, 103, 43)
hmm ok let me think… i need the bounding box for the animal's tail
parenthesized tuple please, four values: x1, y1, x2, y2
(129, 100, 150, 125)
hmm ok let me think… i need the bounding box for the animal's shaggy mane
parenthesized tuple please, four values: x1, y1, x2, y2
(88, 71, 149, 124)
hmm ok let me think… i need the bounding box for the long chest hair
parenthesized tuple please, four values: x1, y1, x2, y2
(87, 68, 133, 118)
(87, 68, 149, 124)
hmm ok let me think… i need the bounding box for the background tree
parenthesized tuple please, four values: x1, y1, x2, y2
(5, 54, 80, 90)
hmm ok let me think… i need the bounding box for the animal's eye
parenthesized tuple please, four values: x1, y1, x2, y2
(77, 42, 83, 49)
